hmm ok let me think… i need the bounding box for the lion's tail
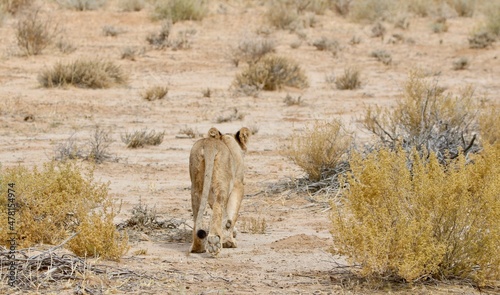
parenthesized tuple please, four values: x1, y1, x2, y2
(195, 144, 217, 240)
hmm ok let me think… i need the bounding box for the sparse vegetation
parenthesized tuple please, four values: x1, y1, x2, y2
(121, 46, 139, 60)
(54, 134, 85, 161)
(179, 126, 199, 138)
(152, 0, 207, 23)
(15, 9, 58, 56)
(335, 67, 361, 90)
(312, 36, 340, 54)
(332, 0, 352, 16)
(287, 120, 352, 181)
(362, 71, 480, 162)
(349, 0, 395, 23)
(0, 161, 128, 260)
(448, 0, 475, 17)
(468, 31, 496, 49)
(38, 59, 127, 88)
(142, 85, 169, 101)
(121, 129, 165, 148)
(483, 2, 500, 36)
(331, 144, 500, 286)
(102, 25, 123, 37)
(452, 56, 469, 70)
(266, 1, 299, 30)
(146, 21, 195, 50)
(230, 37, 276, 67)
(124, 198, 160, 229)
(371, 22, 386, 38)
(0, 0, 33, 14)
(240, 217, 267, 234)
(57, 0, 108, 11)
(233, 55, 309, 91)
(370, 49, 392, 65)
(118, 0, 144, 11)
(87, 126, 114, 163)
(283, 93, 303, 106)
(479, 105, 500, 144)
(431, 17, 448, 33)
(216, 107, 245, 123)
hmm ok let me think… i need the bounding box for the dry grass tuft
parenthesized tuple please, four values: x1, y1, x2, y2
(118, 0, 144, 11)
(335, 67, 362, 90)
(216, 107, 245, 123)
(121, 129, 164, 148)
(15, 8, 58, 56)
(57, 0, 108, 11)
(468, 31, 496, 49)
(38, 59, 127, 88)
(233, 55, 308, 91)
(283, 93, 303, 106)
(229, 37, 276, 67)
(142, 85, 169, 101)
(452, 56, 469, 70)
(152, 0, 207, 23)
(286, 120, 352, 181)
(370, 49, 392, 65)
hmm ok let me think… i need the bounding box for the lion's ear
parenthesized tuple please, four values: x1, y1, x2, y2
(235, 127, 250, 151)
(208, 127, 222, 139)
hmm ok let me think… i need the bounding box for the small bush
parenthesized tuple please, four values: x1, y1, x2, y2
(233, 55, 309, 91)
(0, 0, 33, 14)
(283, 93, 302, 106)
(38, 59, 127, 88)
(312, 36, 339, 52)
(335, 67, 361, 90)
(179, 126, 199, 138)
(0, 161, 128, 260)
(370, 49, 392, 65)
(54, 134, 85, 161)
(152, 0, 207, 23)
(431, 17, 448, 33)
(57, 0, 107, 11)
(332, 0, 352, 16)
(452, 56, 469, 70)
(15, 9, 58, 56)
(56, 38, 76, 54)
(102, 25, 122, 37)
(468, 31, 496, 49)
(331, 144, 500, 286)
(118, 0, 144, 11)
(448, 0, 475, 17)
(266, 2, 299, 30)
(349, 0, 395, 23)
(371, 22, 386, 38)
(121, 46, 139, 60)
(87, 126, 114, 163)
(121, 129, 164, 148)
(287, 120, 352, 181)
(142, 85, 168, 100)
(230, 37, 276, 67)
(362, 71, 479, 162)
(216, 107, 244, 123)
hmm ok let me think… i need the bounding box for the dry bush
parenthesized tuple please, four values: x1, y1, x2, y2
(0, 161, 128, 260)
(87, 126, 114, 163)
(283, 93, 303, 106)
(447, 0, 475, 17)
(142, 85, 168, 101)
(216, 107, 244, 123)
(56, 38, 76, 54)
(331, 144, 500, 286)
(102, 25, 123, 37)
(0, 0, 33, 14)
(370, 49, 392, 65)
(362, 71, 479, 162)
(121, 46, 138, 60)
(407, 0, 438, 17)
(233, 55, 309, 91)
(152, 0, 207, 23)
(332, 0, 352, 16)
(229, 37, 276, 67)
(468, 31, 496, 49)
(54, 134, 85, 161)
(335, 67, 361, 90)
(57, 0, 107, 10)
(431, 17, 448, 33)
(479, 105, 500, 145)
(146, 20, 171, 49)
(15, 9, 58, 56)
(266, 1, 299, 30)
(287, 120, 352, 181)
(121, 129, 164, 148)
(123, 198, 159, 229)
(38, 59, 127, 88)
(371, 22, 386, 38)
(349, 0, 396, 23)
(452, 56, 469, 70)
(118, 0, 144, 11)
(179, 126, 199, 138)
(482, 2, 500, 36)
(312, 36, 339, 52)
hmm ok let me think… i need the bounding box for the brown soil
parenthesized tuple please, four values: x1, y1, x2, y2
(1, 1, 498, 294)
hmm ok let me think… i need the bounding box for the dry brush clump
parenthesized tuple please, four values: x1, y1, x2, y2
(15, 8, 58, 56)
(38, 59, 128, 88)
(335, 67, 362, 90)
(331, 144, 500, 287)
(142, 85, 168, 100)
(152, 0, 207, 23)
(229, 37, 276, 67)
(233, 55, 308, 91)
(286, 120, 352, 181)
(0, 161, 128, 260)
(57, 0, 107, 11)
(362, 71, 480, 163)
(121, 129, 164, 148)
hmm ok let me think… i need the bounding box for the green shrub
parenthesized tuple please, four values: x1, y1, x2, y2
(233, 55, 308, 91)
(0, 161, 128, 260)
(287, 120, 352, 181)
(152, 0, 207, 23)
(38, 59, 128, 88)
(362, 71, 479, 162)
(15, 9, 57, 56)
(331, 144, 500, 286)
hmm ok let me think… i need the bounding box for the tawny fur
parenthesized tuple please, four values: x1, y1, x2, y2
(188, 127, 250, 256)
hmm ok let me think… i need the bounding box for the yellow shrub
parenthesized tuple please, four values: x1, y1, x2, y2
(331, 144, 500, 286)
(479, 105, 500, 144)
(0, 161, 128, 260)
(287, 120, 352, 181)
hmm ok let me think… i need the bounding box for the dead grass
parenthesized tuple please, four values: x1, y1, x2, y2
(152, 0, 207, 23)
(121, 129, 165, 148)
(57, 0, 108, 10)
(335, 67, 362, 90)
(370, 49, 392, 65)
(229, 37, 276, 67)
(142, 85, 168, 101)
(118, 0, 144, 12)
(283, 93, 303, 106)
(468, 31, 496, 49)
(15, 8, 58, 56)
(452, 56, 469, 70)
(38, 59, 128, 88)
(216, 107, 245, 123)
(0, 0, 33, 14)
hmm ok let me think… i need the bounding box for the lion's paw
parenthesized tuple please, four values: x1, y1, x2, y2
(207, 235, 221, 256)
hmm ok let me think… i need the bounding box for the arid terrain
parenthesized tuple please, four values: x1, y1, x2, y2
(0, 0, 499, 294)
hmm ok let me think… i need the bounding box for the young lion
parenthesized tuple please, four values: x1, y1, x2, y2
(189, 127, 250, 256)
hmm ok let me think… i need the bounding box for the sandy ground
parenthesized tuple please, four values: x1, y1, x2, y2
(0, 1, 499, 294)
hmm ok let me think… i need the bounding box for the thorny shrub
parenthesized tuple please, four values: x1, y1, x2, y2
(362, 71, 480, 163)
(286, 120, 352, 181)
(0, 161, 128, 260)
(331, 144, 500, 286)
(38, 59, 128, 88)
(233, 55, 308, 91)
